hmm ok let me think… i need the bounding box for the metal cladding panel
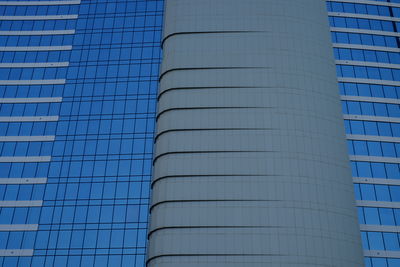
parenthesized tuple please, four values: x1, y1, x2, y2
(149, 0, 364, 266)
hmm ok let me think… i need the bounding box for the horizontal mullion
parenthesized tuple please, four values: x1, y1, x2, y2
(0, 30, 75, 35)
(0, 136, 55, 142)
(354, 177, 400, 186)
(344, 114, 400, 123)
(341, 95, 400, 104)
(336, 59, 400, 69)
(0, 97, 62, 103)
(0, 62, 69, 68)
(364, 250, 400, 258)
(0, 45, 72, 51)
(347, 134, 400, 143)
(338, 77, 400, 86)
(331, 27, 400, 37)
(328, 0, 400, 8)
(0, 249, 33, 257)
(329, 11, 400, 22)
(0, 79, 65, 85)
(0, 116, 59, 122)
(333, 43, 400, 53)
(0, 156, 51, 162)
(0, 1, 80, 5)
(0, 200, 42, 207)
(0, 178, 47, 184)
(0, 14, 78, 20)
(0, 224, 38, 231)
(349, 155, 400, 164)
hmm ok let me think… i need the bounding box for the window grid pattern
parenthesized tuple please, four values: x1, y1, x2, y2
(0, 0, 163, 266)
(329, 1, 400, 266)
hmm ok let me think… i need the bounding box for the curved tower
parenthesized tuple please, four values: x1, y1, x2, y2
(148, 0, 364, 266)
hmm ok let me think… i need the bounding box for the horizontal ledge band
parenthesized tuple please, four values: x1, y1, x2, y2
(0, 136, 55, 142)
(341, 95, 400, 105)
(0, 30, 75, 36)
(356, 200, 400, 209)
(331, 27, 400, 37)
(346, 134, 400, 143)
(364, 250, 400, 258)
(0, 62, 69, 68)
(0, 249, 33, 257)
(0, 97, 62, 103)
(330, 0, 400, 8)
(359, 224, 400, 233)
(0, 156, 51, 162)
(0, 79, 66, 85)
(0, 45, 72, 51)
(162, 30, 263, 48)
(343, 114, 400, 123)
(0, 224, 38, 231)
(0, 178, 47, 184)
(329, 12, 400, 22)
(0, 14, 78, 20)
(354, 177, 400, 186)
(159, 66, 270, 81)
(0, 116, 59, 122)
(0, 1, 80, 5)
(333, 43, 400, 53)
(0, 200, 43, 207)
(349, 155, 400, 164)
(336, 60, 400, 70)
(338, 77, 400, 87)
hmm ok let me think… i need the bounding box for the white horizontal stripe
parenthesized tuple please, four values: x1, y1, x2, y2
(338, 77, 400, 87)
(331, 27, 400, 37)
(357, 200, 400, 209)
(0, 62, 68, 68)
(0, 135, 55, 142)
(336, 59, 400, 69)
(343, 114, 400, 123)
(0, 200, 42, 207)
(360, 224, 400, 233)
(353, 177, 400, 186)
(341, 95, 400, 104)
(0, 249, 33, 257)
(0, 178, 47, 184)
(0, 14, 78, 20)
(0, 224, 38, 231)
(349, 155, 400, 164)
(346, 134, 400, 143)
(0, 1, 80, 5)
(330, 0, 400, 8)
(0, 156, 51, 162)
(0, 116, 59, 122)
(0, 97, 62, 103)
(329, 12, 400, 22)
(0, 30, 75, 35)
(333, 43, 400, 53)
(0, 45, 72, 51)
(364, 250, 400, 258)
(0, 79, 65, 85)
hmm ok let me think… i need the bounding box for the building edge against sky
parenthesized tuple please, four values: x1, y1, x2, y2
(148, 0, 363, 266)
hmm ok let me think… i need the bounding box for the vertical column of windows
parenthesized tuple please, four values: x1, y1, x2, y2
(328, 1, 400, 266)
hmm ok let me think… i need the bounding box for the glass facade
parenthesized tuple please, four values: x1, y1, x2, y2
(0, 0, 163, 266)
(327, 0, 400, 266)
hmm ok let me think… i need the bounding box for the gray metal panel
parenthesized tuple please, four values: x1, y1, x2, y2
(0, 46, 72, 51)
(0, 224, 38, 231)
(0, 250, 34, 257)
(0, 200, 43, 207)
(0, 116, 59, 122)
(0, 62, 69, 68)
(0, 15, 78, 20)
(0, 135, 55, 142)
(0, 1, 80, 5)
(0, 178, 47, 184)
(149, 0, 364, 266)
(0, 97, 62, 103)
(0, 79, 66, 85)
(0, 156, 51, 162)
(0, 30, 75, 35)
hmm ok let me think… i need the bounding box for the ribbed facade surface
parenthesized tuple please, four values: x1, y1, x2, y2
(148, 0, 364, 266)
(0, 1, 163, 266)
(328, 0, 400, 266)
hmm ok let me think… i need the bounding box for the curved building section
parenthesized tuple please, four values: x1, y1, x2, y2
(149, 0, 364, 266)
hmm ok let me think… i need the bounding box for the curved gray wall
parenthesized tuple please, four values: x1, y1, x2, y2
(148, 0, 364, 266)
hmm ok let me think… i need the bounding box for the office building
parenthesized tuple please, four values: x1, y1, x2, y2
(0, 0, 399, 266)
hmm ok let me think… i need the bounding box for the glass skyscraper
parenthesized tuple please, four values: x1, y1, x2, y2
(0, 0, 399, 267)
(0, 0, 163, 266)
(328, 0, 400, 266)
